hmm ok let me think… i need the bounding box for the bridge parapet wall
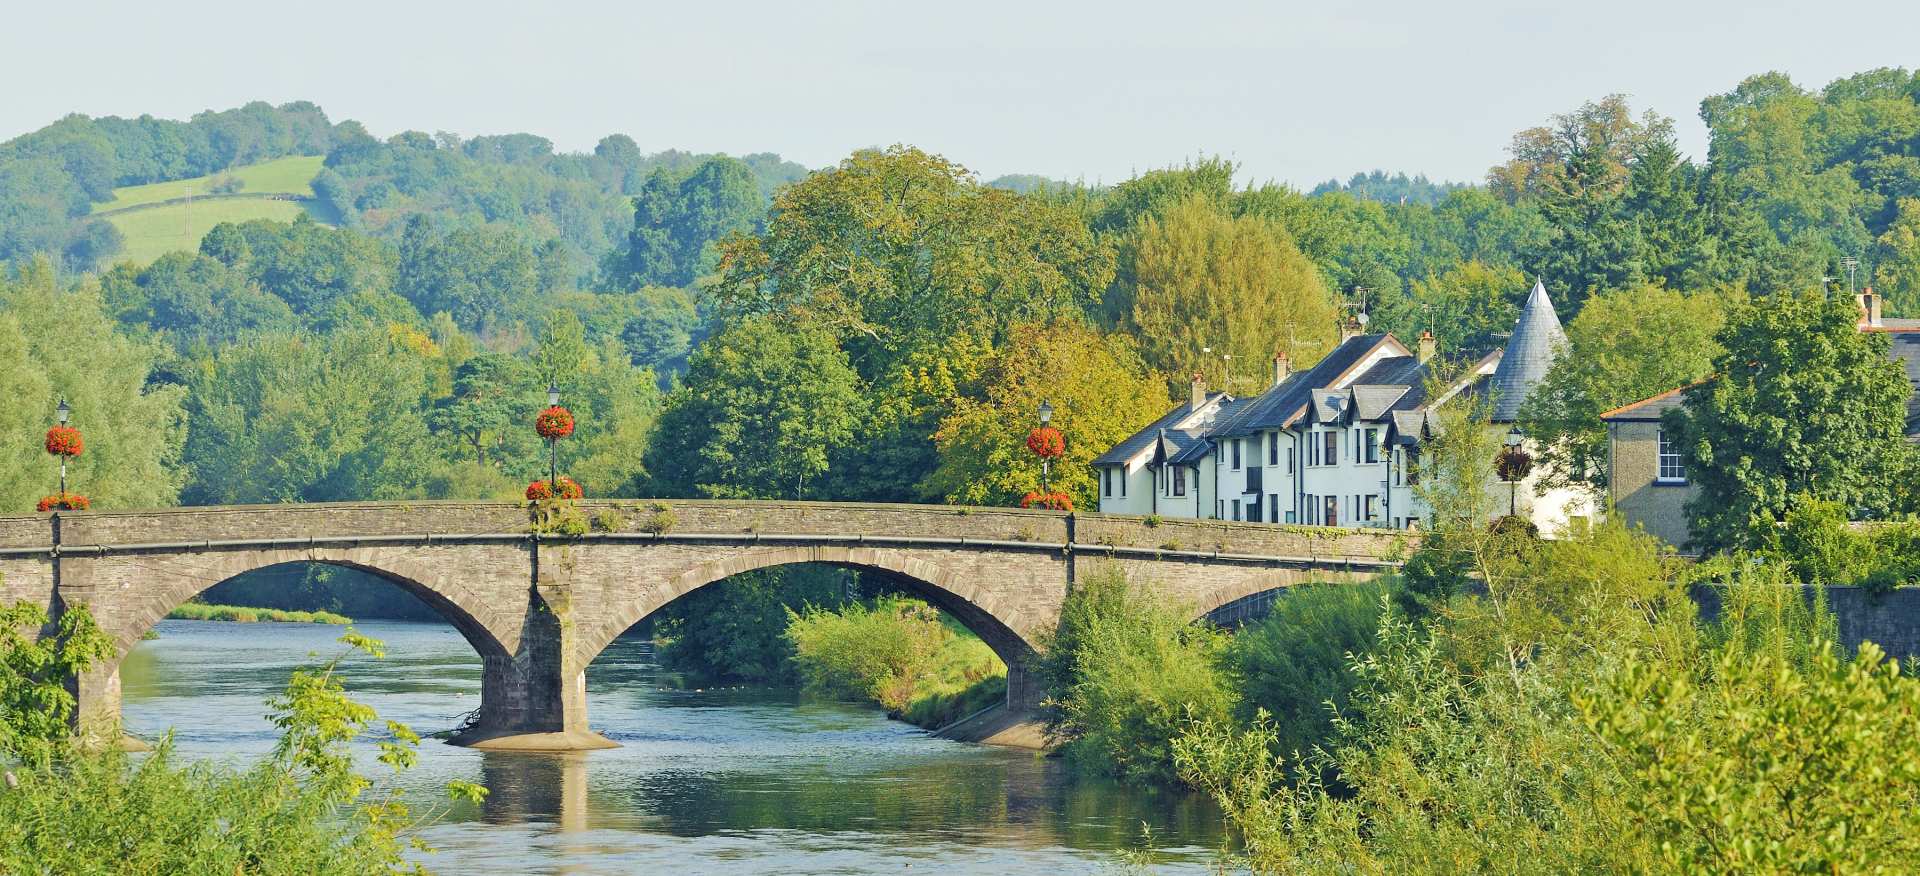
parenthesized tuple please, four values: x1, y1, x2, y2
(1074, 514, 1411, 563)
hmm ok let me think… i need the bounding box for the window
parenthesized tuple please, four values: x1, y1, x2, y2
(1171, 466, 1187, 497)
(1322, 431, 1338, 467)
(1286, 510, 1297, 523)
(1119, 467, 1126, 497)
(1657, 429, 1687, 483)
(1269, 494, 1280, 522)
(1232, 438, 1242, 470)
(1364, 494, 1379, 521)
(1363, 428, 1380, 464)
(1287, 437, 1295, 473)
(1101, 468, 1111, 497)
(1323, 495, 1339, 526)
(1268, 431, 1279, 466)
(1232, 499, 1241, 521)
(1248, 499, 1262, 522)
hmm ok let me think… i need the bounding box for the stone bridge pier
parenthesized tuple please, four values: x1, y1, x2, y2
(0, 501, 1405, 751)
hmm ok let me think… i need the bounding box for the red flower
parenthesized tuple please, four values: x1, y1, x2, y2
(36, 493, 89, 512)
(1018, 491, 1073, 512)
(525, 477, 584, 502)
(1026, 426, 1064, 459)
(535, 406, 576, 440)
(44, 426, 83, 457)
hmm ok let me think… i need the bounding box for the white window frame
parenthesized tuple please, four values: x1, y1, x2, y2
(1656, 429, 1687, 484)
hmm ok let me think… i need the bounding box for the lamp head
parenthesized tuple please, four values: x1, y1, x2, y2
(1505, 425, 1523, 447)
(547, 383, 560, 406)
(1037, 399, 1054, 425)
(55, 398, 70, 425)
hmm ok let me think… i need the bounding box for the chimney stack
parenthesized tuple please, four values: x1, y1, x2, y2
(1190, 372, 1206, 410)
(1341, 316, 1362, 342)
(1418, 330, 1436, 364)
(1272, 352, 1290, 387)
(1860, 287, 1882, 328)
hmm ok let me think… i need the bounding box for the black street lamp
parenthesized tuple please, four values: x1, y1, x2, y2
(1502, 425, 1525, 517)
(1037, 399, 1054, 495)
(547, 383, 560, 490)
(55, 398, 71, 497)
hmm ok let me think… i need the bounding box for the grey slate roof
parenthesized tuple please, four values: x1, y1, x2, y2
(1351, 384, 1413, 420)
(1600, 386, 1692, 423)
(1488, 280, 1568, 422)
(1211, 334, 1405, 437)
(1092, 392, 1229, 465)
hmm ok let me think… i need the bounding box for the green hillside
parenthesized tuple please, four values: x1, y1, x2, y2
(91, 155, 325, 214)
(94, 155, 329, 265)
(106, 199, 324, 266)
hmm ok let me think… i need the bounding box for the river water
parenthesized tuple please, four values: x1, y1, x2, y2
(121, 619, 1228, 874)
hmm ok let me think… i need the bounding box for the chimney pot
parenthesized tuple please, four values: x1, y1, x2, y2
(1860, 286, 1882, 328)
(1418, 330, 1436, 364)
(1190, 372, 1206, 410)
(1272, 353, 1290, 387)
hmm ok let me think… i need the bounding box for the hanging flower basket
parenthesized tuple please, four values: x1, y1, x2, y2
(36, 493, 89, 513)
(1019, 490, 1073, 512)
(1495, 445, 1534, 482)
(526, 477, 583, 502)
(1025, 426, 1064, 459)
(534, 406, 575, 440)
(45, 426, 84, 457)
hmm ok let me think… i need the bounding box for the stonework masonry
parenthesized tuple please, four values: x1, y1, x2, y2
(0, 500, 1409, 749)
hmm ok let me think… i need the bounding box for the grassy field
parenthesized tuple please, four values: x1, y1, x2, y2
(106, 198, 323, 266)
(90, 155, 325, 214)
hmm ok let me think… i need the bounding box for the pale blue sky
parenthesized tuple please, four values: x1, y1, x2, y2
(5, 0, 1916, 188)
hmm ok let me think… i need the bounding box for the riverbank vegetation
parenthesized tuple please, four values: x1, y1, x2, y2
(166, 601, 350, 624)
(0, 596, 484, 874)
(786, 595, 1006, 729)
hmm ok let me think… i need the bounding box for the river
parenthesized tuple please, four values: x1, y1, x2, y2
(121, 619, 1228, 874)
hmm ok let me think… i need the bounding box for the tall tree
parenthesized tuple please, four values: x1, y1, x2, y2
(1875, 197, 1920, 316)
(1372, 261, 1525, 359)
(645, 318, 864, 500)
(396, 217, 537, 332)
(0, 259, 187, 511)
(923, 321, 1169, 509)
(1664, 291, 1912, 550)
(1123, 195, 1341, 391)
(709, 145, 1114, 380)
(614, 156, 763, 289)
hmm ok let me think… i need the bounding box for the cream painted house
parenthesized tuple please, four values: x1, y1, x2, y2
(1095, 281, 1598, 534)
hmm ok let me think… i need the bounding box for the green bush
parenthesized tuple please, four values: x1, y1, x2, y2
(1230, 580, 1392, 759)
(0, 620, 485, 873)
(786, 595, 1005, 724)
(654, 565, 856, 685)
(1036, 565, 1236, 785)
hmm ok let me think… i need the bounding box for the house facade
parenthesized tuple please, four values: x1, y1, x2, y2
(1095, 281, 1596, 534)
(1603, 288, 1920, 551)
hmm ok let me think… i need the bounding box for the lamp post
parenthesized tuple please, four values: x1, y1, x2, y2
(55, 398, 70, 497)
(1502, 426, 1524, 517)
(546, 383, 560, 490)
(1037, 399, 1054, 496)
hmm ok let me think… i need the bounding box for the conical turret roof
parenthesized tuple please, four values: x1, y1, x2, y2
(1489, 280, 1567, 422)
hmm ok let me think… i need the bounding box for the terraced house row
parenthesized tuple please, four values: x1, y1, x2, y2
(1095, 283, 1920, 551)
(1094, 281, 1596, 536)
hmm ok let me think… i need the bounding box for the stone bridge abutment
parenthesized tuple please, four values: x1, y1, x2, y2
(0, 501, 1406, 750)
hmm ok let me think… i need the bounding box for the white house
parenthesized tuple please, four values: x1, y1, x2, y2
(1094, 280, 1597, 534)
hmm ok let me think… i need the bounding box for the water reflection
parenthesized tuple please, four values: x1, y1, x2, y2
(123, 619, 1225, 874)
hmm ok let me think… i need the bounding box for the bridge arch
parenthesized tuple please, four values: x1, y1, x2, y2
(95, 547, 514, 662)
(572, 545, 1043, 674)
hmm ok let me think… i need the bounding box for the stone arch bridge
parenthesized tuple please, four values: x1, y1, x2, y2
(0, 500, 1405, 750)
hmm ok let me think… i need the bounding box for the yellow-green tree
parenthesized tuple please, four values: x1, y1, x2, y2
(924, 321, 1168, 509)
(0, 259, 186, 511)
(1124, 195, 1340, 394)
(1875, 197, 1920, 317)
